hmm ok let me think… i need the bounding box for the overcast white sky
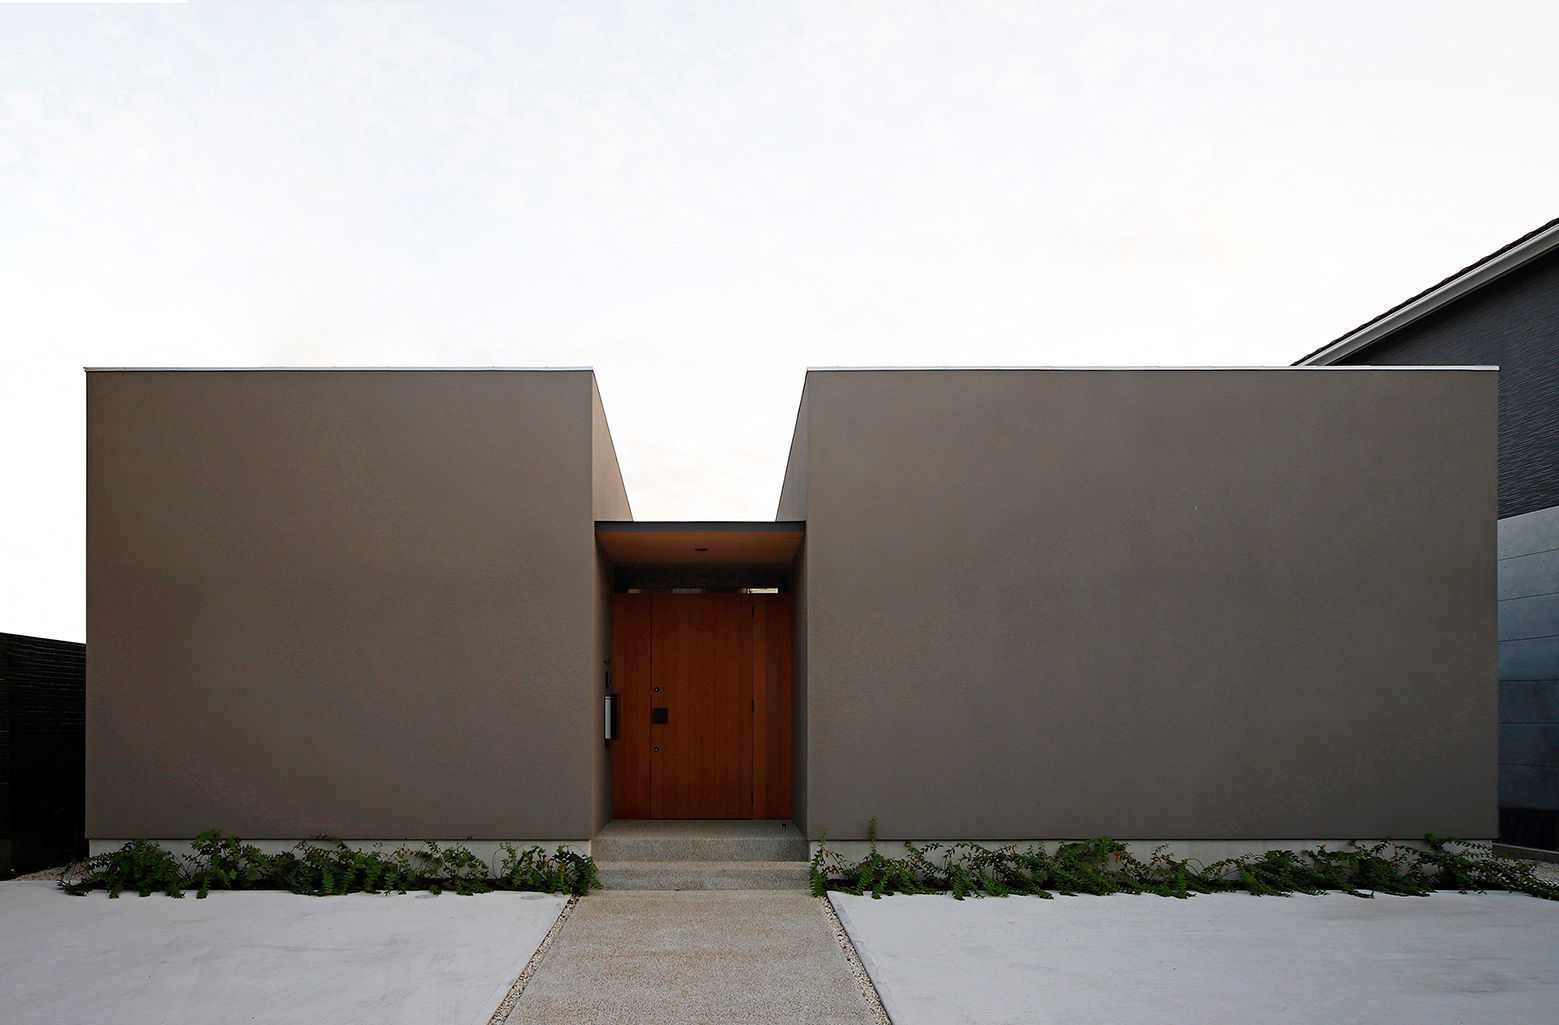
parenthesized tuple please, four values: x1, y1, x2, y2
(3, 0, 1556, 642)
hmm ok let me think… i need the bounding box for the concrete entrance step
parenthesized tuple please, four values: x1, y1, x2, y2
(595, 859, 813, 891)
(593, 819, 809, 863)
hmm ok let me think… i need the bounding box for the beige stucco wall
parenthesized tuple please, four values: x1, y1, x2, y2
(781, 368, 1498, 841)
(778, 388, 811, 832)
(87, 369, 620, 840)
(590, 375, 632, 832)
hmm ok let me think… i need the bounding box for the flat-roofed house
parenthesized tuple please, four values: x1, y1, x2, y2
(86, 364, 1497, 878)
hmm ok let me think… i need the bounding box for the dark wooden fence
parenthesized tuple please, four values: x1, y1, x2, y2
(1, 632, 86, 875)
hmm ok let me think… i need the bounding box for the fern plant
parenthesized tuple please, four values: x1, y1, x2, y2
(809, 826, 1559, 901)
(59, 832, 603, 898)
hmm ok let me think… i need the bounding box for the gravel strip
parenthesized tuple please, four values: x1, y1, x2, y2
(490, 895, 578, 1025)
(819, 895, 891, 1025)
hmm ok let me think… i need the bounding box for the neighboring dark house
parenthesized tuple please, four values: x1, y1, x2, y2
(1, 632, 86, 875)
(1297, 218, 1559, 851)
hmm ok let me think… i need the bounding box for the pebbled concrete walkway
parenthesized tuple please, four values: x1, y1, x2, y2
(504, 890, 879, 1025)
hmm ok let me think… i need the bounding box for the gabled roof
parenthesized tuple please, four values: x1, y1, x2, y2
(1296, 217, 1559, 365)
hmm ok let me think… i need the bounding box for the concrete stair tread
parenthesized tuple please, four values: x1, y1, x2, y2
(595, 860, 813, 891)
(593, 820, 808, 863)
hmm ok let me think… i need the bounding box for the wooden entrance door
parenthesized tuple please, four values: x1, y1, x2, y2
(611, 593, 791, 819)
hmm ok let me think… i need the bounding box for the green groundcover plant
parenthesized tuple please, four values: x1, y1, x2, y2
(811, 821, 1559, 901)
(59, 831, 600, 898)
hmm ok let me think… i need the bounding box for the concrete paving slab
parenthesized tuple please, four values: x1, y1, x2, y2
(0, 880, 566, 1025)
(505, 890, 877, 1025)
(832, 890, 1559, 1025)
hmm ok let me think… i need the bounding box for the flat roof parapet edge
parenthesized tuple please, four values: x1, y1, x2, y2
(85, 365, 1497, 373)
(84, 366, 596, 372)
(801, 365, 1497, 372)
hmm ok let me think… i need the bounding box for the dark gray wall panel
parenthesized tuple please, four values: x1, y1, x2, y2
(1501, 724, 1559, 768)
(1499, 636, 1559, 681)
(1502, 680, 1559, 723)
(1499, 592, 1559, 642)
(1499, 507, 1559, 559)
(1499, 549, 1559, 601)
(1496, 508, 1559, 845)
(1502, 763, 1559, 809)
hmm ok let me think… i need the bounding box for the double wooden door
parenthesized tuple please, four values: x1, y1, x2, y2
(611, 593, 792, 819)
